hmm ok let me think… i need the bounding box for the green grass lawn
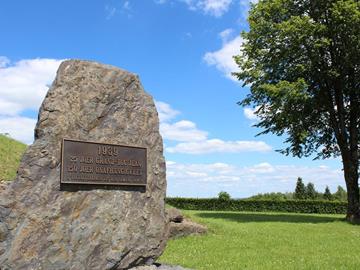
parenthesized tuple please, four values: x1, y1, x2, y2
(0, 134, 27, 181)
(160, 210, 360, 270)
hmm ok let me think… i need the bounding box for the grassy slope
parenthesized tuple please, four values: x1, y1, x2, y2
(160, 210, 360, 270)
(0, 134, 27, 181)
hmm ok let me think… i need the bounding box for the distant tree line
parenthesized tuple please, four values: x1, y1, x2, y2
(294, 177, 347, 201)
(247, 177, 348, 202)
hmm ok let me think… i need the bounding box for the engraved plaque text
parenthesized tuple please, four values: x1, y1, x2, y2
(61, 139, 147, 188)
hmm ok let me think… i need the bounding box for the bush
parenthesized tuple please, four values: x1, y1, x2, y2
(165, 197, 347, 214)
(218, 191, 231, 200)
(247, 192, 289, 201)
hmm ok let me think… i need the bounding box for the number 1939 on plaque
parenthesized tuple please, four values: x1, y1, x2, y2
(60, 139, 147, 187)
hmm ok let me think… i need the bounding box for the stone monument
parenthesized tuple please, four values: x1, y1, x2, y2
(0, 60, 168, 269)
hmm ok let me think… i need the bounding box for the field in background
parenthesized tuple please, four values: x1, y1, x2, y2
(0, 134, 27, 181)
(160, 210, 360, 270)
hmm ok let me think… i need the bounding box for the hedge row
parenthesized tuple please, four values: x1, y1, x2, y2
(165, 198, 348, 214)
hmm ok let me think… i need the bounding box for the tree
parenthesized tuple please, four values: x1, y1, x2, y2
(249, 192, 288, 200)
(323, 186, 333, 200)
(218, 191, 231, 200)
(305, 182, 317, 200)
(334, 185, 347, 201)
(234, 0, 360, 222)
(294, 177, 306, 200)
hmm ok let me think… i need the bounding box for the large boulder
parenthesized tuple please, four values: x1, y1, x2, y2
(0, 60, 167, 269)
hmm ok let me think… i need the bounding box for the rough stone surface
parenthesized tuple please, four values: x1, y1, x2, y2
(0, 182, 9, 193)
(166, 207, 184, 223)
(130, 264, 193, 270)
(168, 219, 207, 239)
(0, 60, 167, 270)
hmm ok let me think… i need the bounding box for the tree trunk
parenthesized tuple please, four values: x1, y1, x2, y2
(342, 156, 360, 223)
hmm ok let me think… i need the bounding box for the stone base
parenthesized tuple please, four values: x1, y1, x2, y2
(130, 263, 193, 270)
(168, 218, 207, 239)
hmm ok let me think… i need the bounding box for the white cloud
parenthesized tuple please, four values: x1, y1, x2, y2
(155, 0, 256, 17)
(167, 161, 235, 178)
(0, 57, 62, 144)
(155, 100, 180, 123)
(184, 32, 193, 39)
(105, 5, 117, 20)
(166, 161, 344, 198)
(166, 138, 271, 154)
(203, 35, 243, 80)
(237, 0, 259, 20)
(244, 106, 259, 121)
(186, 171, 208, 178)
(156, 101, 271, 154)
(246, 162, 274, 173)
(219, 28, 234, 43)
(123, 1, 131, 10)
(0, 116, 37, 144)
(166, 160, 177, 166)
(0, 57, 62, 113)
(161, 120, 208, 142)
(209, 162, 233, 171)
(0, 56, 10, 68)
(157, 0, 233, 17)
(0, 99, 23, 116)
(196, 0, 233, 17)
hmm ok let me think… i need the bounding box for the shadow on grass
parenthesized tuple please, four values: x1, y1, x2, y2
(195, 212, 344, 224)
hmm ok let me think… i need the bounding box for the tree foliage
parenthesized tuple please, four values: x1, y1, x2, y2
(234, 0, 360, 221)
(334, 185, 347, 201)
(305, 182, 317, 200)
(218, 191, 231, 200)
(323, 186, 333, 200)
(249, 192, 291, 200)
(294, 177, 306, 200)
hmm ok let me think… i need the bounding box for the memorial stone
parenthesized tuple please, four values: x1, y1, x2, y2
(0, 60, 167, 269)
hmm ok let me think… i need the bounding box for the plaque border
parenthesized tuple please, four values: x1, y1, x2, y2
(60, 138, 147, 188)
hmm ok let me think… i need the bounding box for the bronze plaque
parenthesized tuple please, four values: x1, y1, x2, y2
(60, 139, 147, 188)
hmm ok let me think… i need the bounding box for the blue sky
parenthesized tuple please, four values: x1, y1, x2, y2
(0, 0, 344, 197)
